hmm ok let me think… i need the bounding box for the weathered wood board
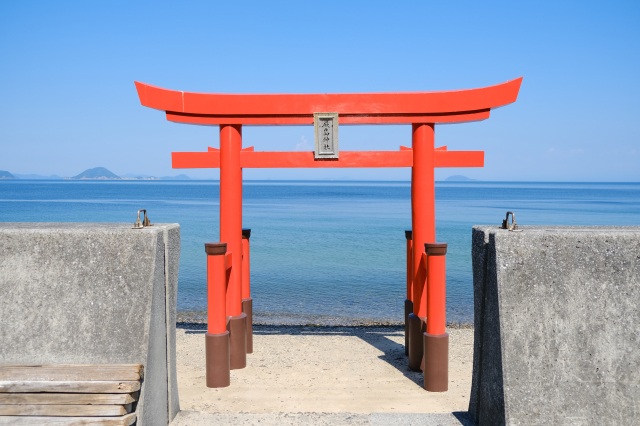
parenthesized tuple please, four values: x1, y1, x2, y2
(0, 365, 143, 382)
(0, 412, 136, 425)
(0, 380, 140, 394)
(0, 365, 140, 425)
(0, 403, 130, 416)
(0, 393, 137, 405)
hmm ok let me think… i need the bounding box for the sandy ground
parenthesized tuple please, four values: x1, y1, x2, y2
(174, 324, 474, 415)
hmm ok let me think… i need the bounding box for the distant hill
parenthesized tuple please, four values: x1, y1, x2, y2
(72, 167, 120, 180)
(120, 172, 152, 179)
(161, 174, 191, 180)
(2, 169, 190, 180)
(14, 173, 62, 180)
(445, 175, 475, 182)
(120, 172, 191, 180)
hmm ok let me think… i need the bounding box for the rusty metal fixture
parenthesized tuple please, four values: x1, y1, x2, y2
(132, 209, 150, 229)
(142, 211, 151, 227)
(501, 211, 520, 231)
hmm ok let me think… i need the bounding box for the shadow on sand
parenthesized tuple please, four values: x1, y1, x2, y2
(178, 323, 474, 425)
(182, 323, 417, 389)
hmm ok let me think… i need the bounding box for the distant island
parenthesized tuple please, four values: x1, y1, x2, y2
(0, 167, 191, 180)
(13, 173, 62, 180)
(445, 175, 475, 182)
(72, 167, 120, 180)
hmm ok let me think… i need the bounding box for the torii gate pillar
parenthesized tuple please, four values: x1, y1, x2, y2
(411, 123, 436, 319)
(407, 123, 436, 372)
(219, 124, 247, 369)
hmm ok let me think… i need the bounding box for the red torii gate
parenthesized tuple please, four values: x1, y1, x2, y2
(135, 77, 522, 391)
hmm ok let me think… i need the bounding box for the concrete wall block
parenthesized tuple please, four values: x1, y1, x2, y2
(0, 223, 180, 425)
(469, 226, 640, 425)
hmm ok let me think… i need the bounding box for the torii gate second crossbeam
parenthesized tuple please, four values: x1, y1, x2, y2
(135, 77, 522, 392)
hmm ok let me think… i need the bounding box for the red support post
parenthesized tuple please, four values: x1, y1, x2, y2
(220, 124, 247, 370)
(404, 230, 413, 356)
(423, 243, 449, 391)
(241, 228, 253, 354)
(407, 123, 435, 371)
(204, 243, 230, 388)
(411, 123, 436, 317)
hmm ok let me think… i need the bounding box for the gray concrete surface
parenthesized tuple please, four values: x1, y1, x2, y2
(0, 223, 180, 425)
(171, 411, 474, 425)
(469, 226, 640, 425)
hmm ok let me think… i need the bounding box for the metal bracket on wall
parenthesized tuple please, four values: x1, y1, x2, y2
(133, 209, 152, 229)
(501, 211, 521, 231)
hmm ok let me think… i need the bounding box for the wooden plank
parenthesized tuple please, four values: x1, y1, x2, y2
(0, 404, 129, 416)
(0, 393, 136, 405)
(0, 365, 143, 382)
(0, 412, 136, 425)
(0, 381, 140, 394)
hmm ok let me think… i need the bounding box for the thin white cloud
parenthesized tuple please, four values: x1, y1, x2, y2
(295, 135, 311, 151)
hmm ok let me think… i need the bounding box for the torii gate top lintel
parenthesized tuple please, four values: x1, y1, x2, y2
(134, 77, 522, 126)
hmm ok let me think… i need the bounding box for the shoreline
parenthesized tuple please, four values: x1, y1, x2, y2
(177, 311, 475, 328)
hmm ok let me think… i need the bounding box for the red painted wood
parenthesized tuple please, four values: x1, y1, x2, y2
(206, 246, 227, 334)
(406, 235, 413, 302)
(411, 124, 435, 319)
(426, 246, 447, 335)
(136, 77, 522, 392)
(241, 235, 250, 300)
(171, 150, 483, 169)
(164, 109, 492, 125)
(135, 78, 521, 122)
(219, 124, 243, 317)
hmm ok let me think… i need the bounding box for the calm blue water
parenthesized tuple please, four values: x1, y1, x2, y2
(1, 180, 639, 324)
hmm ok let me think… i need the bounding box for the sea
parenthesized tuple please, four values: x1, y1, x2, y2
(1, 180, 638, 325)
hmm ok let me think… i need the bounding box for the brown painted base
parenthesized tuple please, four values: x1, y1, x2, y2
(242, 298, 253, 354)
(205, 331, 230, 388)
(407, 313, 425, 372)
(404, 299, 413, 356)
(423, 332, 449, 392)
(227, 313, 247, 370)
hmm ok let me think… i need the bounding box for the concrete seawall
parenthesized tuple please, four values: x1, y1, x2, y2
(469, 226, 640, 425)
(0, 223, 180, 425)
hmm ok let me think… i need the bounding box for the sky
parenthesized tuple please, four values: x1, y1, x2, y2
(1, 1, 638, 181)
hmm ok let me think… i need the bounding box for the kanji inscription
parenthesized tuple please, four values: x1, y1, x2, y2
(314, 112, 339, 159)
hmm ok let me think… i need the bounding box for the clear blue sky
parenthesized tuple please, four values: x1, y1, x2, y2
(1, 1, 638, 181)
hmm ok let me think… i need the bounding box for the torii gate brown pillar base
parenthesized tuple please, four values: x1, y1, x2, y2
(424, 332, 449, 391)
(407, 314, 425, 371)
(227, 314, 247, 370)
(404, 299, 414, 357)
(205, 331, 230, 387)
